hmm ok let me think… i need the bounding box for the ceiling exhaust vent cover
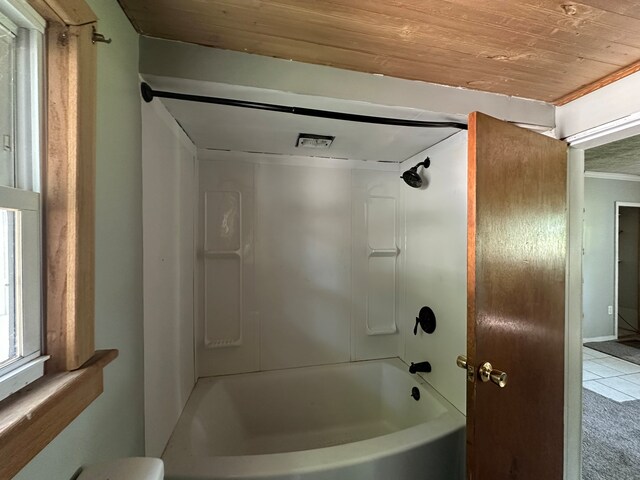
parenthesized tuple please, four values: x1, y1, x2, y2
(296, 133, 335, 149)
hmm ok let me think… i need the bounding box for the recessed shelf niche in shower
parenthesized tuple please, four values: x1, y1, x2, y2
(203, 190, 243, 348)
(365, 195, 399, 336)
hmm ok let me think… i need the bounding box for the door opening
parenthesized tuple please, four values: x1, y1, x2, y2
(615, 203, 640, 341)
(580, 134, 640, 480)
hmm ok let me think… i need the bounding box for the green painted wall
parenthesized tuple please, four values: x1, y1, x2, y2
(583, 177, 640, 339)
(14, 1, 144, 478)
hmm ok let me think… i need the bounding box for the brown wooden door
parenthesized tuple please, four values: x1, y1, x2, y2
(466, 112, 567, 480)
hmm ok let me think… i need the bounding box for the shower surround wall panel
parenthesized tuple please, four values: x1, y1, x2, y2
(142, 97, 197, 456)
(256, 163, 352, 370)
(400, 132, 468, 414)
(352, 170, 403, 360)
(197, 160, 258, 376)
(197, 152, 401, 376)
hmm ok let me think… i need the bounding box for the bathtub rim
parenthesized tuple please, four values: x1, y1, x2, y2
(163, 357, 465, 479)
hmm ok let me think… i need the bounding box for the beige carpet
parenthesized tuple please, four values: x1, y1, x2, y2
(582, 388, 640, 479)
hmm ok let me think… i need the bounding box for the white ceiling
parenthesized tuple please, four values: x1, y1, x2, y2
(144, 75, 465, 163)
(585, 134, 640, 176)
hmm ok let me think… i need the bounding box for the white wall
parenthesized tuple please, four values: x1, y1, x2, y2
(556, 70, 640, 140)
(196, 153, 402, 377)
(583, 176, 640, 339)
(141, 97, 196, 456)
(400, 132, 468, 414)
(15, 1, 145, 478)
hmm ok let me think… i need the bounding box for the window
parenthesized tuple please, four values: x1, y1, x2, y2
(0, 0, 45, 402)
(0, 1, 117, 477)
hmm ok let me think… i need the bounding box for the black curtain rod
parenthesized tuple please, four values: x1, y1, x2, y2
(140, 83, 467, 130)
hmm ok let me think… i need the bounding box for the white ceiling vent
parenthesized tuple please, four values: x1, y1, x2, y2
(296, 133, 335, 149)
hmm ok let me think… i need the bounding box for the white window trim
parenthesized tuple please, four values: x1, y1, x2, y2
(0, 0, 44, 402)
(0, 0, 45, 34)
(0, 354, 47, 400)
(0, 9, 18, 34)
(0, 186, 43, 401)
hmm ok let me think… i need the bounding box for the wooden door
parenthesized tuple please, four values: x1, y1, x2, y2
(467, 112, 567, 479)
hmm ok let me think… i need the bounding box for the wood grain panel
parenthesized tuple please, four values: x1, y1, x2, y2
(117, 0, 640, 102)
(554, 59, 640, 106)
(51, 0, 96, 24)
(0, 350, 117, 480)
(133, 0, 617, 77)
(327, 0, 638, 65)
(44, 22, 97, 372)
(448, 0, 640, 46)
(33, 0, 97, 25)
(579, 0, 640, 19)
(467, 112, 567, 479)
(26, 0, 65, 23)
(137, 22, 586, 99)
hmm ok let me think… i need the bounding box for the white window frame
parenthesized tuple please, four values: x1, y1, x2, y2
(0, 0, 45, 402)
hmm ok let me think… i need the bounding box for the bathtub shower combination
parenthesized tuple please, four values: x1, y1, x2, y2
(156, 132, 470, 479)
(163, 359, 465, 480)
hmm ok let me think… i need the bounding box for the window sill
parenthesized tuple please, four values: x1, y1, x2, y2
(0, 349, 118, 479)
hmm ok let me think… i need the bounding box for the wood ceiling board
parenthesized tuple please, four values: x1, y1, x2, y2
(126, 0, 640, 66)
(179, 6, 620, 90)
(150, 23, 586, 88)
(160, 99, 457, 162)
(119, 0, 640, 102)
(127, 0, 625, 69)
(578, 1, 640, 19)
(138, 23, 585, 101)
(321, 0, 639, 65)
(447, 0, 640, 45)
(555, 59, 640, 105)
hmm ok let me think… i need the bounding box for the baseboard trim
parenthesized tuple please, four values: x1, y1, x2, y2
(583, 335, 617, 343)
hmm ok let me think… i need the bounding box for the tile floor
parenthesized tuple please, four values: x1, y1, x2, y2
(583, 346, 640, 402)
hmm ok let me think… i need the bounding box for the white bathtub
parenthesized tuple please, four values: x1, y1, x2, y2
(163, 358, 465, 480)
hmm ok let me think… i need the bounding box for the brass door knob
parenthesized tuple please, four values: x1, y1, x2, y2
(479, 362, 507, 388)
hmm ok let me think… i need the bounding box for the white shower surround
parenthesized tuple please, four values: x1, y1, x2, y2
(194, 132, 468, 410)
(162, 358, 465, 480)
(165, 130, 470, 475)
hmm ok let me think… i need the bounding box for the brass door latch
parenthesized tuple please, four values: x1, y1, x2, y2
(456, 355, 476, 383)
(456, 355, 507, 388)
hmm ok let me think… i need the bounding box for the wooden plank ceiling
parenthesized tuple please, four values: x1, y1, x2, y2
(118, 0, 640, 104)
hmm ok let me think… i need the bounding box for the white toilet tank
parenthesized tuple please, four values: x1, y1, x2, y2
(77, 458, 163, 480)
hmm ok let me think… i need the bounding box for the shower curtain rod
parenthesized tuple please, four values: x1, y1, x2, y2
(140, 83, 468, 130)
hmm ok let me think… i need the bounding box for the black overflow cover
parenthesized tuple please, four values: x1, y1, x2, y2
(411, 387, 421, 401)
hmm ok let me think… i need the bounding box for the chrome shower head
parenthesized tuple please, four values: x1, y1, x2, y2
(401, 158, 430, 188)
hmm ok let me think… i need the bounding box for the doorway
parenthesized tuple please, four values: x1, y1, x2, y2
(581, 135, 640, 480)
(616, 203, 640, 341)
